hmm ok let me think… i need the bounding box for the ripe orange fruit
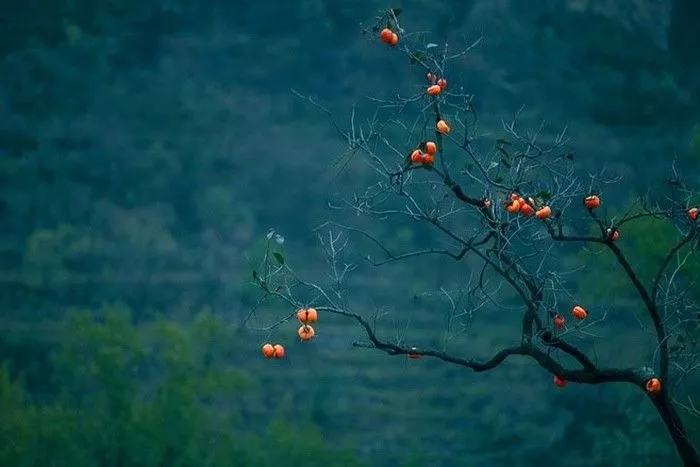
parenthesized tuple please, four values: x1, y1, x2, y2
(520, 203, 534, 216)
(298, 324, 315, 341)
(425, 141, 437, 154)
(379, 28, 393, 44)
(554, 314, 565, 329)
(506, 200, 521, 213)
(553, 375, 567, 388)
(437, 78, 447, 89)
(410, 149, 423, 163)
(262, 343, 275, 358)
(408, 347, 421, 359)
(296, 307, 318, 324)
(423, 153, 435, 165)
(572, 305, 587, 320)
(535, 206, 552, 219)
(584, 195, 600, 209)
(436, 120, 450, 134)
(389, 32, 399, 46)
(427, 84, 442, 96)
(645, 377, 661, 393)
(272, 344, 285, 358)
(688, 207, 698, 221)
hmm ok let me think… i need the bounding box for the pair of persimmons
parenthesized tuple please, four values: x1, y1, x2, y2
(553, 305, 588, 329)
(261, 308, 318, 359)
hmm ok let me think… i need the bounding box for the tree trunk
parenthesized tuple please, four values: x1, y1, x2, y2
(651, 393, 700, 467)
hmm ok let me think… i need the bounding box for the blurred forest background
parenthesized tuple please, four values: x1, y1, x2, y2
(1, 0, 700, 466)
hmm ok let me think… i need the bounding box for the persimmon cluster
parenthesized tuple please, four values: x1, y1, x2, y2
(379, 27, 398, 46)
(425, 72, 448, 96)
(503, 193, 552, 219)
(261, 308, 318, 359)
(409, 141, 437, 166)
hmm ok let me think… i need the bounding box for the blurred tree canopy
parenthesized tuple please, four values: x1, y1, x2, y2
(0, 306, 368, 467)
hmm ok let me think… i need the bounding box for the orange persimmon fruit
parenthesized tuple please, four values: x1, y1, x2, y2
(297, 307, 318, 324)
(437, 78, 447, 89)
(554, 314, 565, 329)
(389, 32, 399, 46)
(520, 201, 534, 216)
(423, 153, 435, 165)
(688, 207, 698, 221)
(572, 305, 587, 320)
(408, 347, 421, 359)
(410, 149, 423, 163)
(535, 206, 552, 219)
(298, 324, 315, 341)
(506, 199, 521, 213)
(436, 120, 450, 134)
(645, 377, 661, 393)
(425, 141, 437, 155)
(272, 344, 285, 358)
(553, 375, 567, 388)
(379, 28, 393, 44)
(427, 84, 442, 96)
(262, 343, 276, 358)
(584, 195, 601, 209)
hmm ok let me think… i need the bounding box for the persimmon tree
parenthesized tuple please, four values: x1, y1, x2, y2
(248, 9, 700, 466)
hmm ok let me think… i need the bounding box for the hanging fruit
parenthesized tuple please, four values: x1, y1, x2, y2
(645, 377, 661, 394)
(584, 195, 601, 209)
(427, 84, 442, 96)
(553, 375, 567, 388)
(535, 206, 552, 219)
(572, 305, 588, 320)
(296, 307, 318, 324)
(554, 314, 565, 329)
(298, 324, 316, 341)
(436, 120, 450, 134)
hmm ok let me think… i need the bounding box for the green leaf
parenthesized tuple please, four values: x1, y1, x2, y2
(272, 252, 285, 265)
(409, 52, 428, 64)
(535, 191, 551, 201)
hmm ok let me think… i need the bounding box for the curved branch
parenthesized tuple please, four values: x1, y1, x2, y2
(651, 226, 699, 304)
(544, 221, 671, 379)
(344, 305, 640, 385)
